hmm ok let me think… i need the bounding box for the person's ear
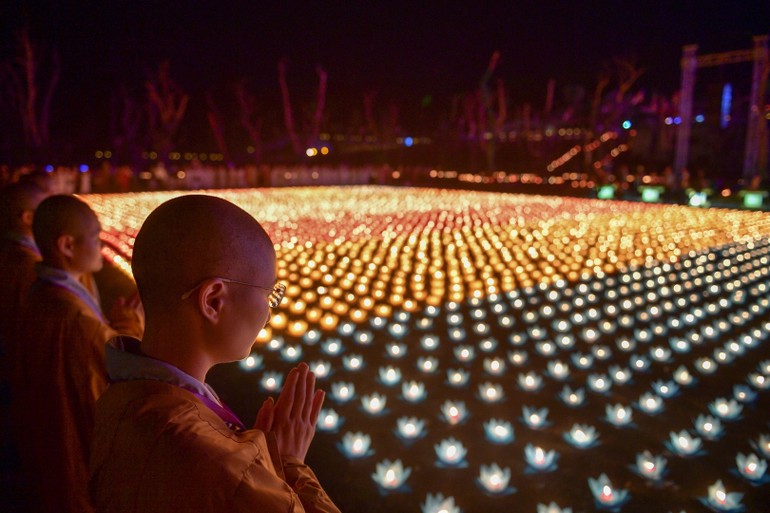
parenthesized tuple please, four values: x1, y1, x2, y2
(20, 209, 34, 228)
(56, 234, 76, 259)
(198, 279, 226, 323)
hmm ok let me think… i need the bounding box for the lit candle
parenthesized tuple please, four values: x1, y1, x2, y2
(440, 400, 467, 425)
(524, 444, 558, 471)
(402, 380, 427, 403)
(588, 473, 628, 507)
(339, 431, 372, 459)
(361, 393, 387, 415)
(434, 437, 468, 466)
(477, 463, 512, 494)
(316, 408, 341, 432)
(635, 450, 667, 481)
(395, 416, 425, 441)
(736, 452, 767, 482)
(372, 459, 411, 490)
(483, 418, 514, 444)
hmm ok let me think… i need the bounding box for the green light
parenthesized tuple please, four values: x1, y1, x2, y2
(743, 191, 765, 209)
(597, 185, 615, 200)
(639, 186, 664, 203)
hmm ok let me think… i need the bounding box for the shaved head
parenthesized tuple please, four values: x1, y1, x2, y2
(0, 181, 49, 233)
(132, 195, 275, 314)
(33, 195, 98, 261)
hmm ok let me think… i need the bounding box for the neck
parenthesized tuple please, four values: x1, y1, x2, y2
(140, 328, 211, 383)
(43, 259, 84, 282)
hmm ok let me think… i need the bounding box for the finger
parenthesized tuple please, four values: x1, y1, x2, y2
(275, 367, 299, 421)
(254, 397, 274, 431)
(309, 389, 325, 427)
(290, 364, 309, 419)
(302, 370, 316, 420)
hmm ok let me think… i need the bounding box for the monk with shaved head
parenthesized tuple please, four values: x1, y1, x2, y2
(90, 195, 340, 513)
(0, 181, 49, 349)
(14, 195, 144, 513)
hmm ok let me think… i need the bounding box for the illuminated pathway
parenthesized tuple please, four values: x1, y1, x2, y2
(85, 187, 770, 512)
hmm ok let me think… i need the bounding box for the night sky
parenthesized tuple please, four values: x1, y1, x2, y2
(1, 0, 769, 154)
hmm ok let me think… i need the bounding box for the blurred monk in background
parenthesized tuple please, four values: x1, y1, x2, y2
(13, 195, 144, 513)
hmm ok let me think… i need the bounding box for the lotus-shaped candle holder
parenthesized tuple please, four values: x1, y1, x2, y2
(338, 322, 355, 337)
(440, 400, 468, 425)
(239, 354, 263, 371)
(696, 357, 718, 374)
(421, 335, 439, 350)
(709, 398, 742, 420)
(650, 346, 672, 362)
(388, 322, 407, 339)
(478, 463, 514, 495)
(605, 403, 633, 427)
(395, 416, 426, 441)
(372, 459, 411, 491)
(564, 423, 599, 449)
(637, 392, 663, 415)
(560, 386, 585, 407)
(339, 431, 372, 459)
(518, 371, 543, 392)
(308, 360, 331, 379)
(588, 473, 629, 509)
(736, 452, 768, 482)
(547, 360, 570, 380)
(303, 329, 320, 344)
(522, 406, 549, 429)
(479, 382, 504, 403)
(355, 330, 372, 345)
(587, 374, 612, 394)
(316, 408, 341, 432)
(666, 430, 703, 456)
(483, 357, 506, 376)
(473, 322, 490, 336)
(321, 339, 343, 355)
(435, 437, 468, 467)
(260, 371, 283, 392)
(386, 342, 407, 359)
(454, 345, 475, 363)
(694, 414, 723, 440)
(330, 381, 355, 403)
(674, 365, 695, 386)
(592, 345, 611, 360)
(699, 479, 744, 512)
(733, 385, 757, 403)
(748, 372, 770, 390)
(280, 345, 302, 362)
(484, 418, 514, 444)
(571, 353, 594, 370)
(536, 341, 557, 356)
(421, 493, 460, 513)
(536, 502, 572, 513)
(509, 350, 528, 366)
(361, 393, 387, 415)
(343, 354, 364, 371)
(418, 356, 439, 374)
(629, 355, 650, 372)
(670, 338, 691, 353)
(479, 338, 498, 352)
(266, 337, 284, 351)
(446, 368, 470, 387)
(609, 365, 631, 385)
(652, 380, 679, 398)
(753, 434, 770, 458)
(448, 327, 466, 342)
(524, 444, 558, 472)
(633, 450, 667, 481)
(402, 380, 427, 403)
(379, 366, 402, 386)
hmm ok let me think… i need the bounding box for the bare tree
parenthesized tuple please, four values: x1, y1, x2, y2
(278, 59, 329, 158)
(145, 61, 189, 159)
(233, 79, 270, 186)
(0, 26, 60, 157)
(205, 92, 229, 162)
(109, 85, 143, 165)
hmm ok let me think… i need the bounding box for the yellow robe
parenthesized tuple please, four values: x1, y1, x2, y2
(90, 379, 341, 513)
(14, 281, 142, 513)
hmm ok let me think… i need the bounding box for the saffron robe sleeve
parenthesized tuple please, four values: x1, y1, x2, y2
(90, 380, 341, 513)
(13, 282, 124, 513)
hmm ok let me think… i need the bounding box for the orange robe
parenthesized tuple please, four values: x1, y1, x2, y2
(91, 378, 340, 513)
(14, 279, 142, 513)
(0, 237, 40, 359)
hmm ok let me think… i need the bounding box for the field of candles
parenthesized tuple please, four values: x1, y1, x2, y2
(85, 186, 770, 513)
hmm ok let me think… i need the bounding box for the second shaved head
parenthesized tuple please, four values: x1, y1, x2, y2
(132, 195, 276, 315)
